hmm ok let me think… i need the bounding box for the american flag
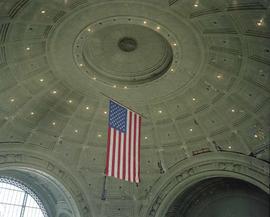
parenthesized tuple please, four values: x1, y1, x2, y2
(105, 100, 141, 183)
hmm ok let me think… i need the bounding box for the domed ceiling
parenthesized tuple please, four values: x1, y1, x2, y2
(0, 0, 269, 216)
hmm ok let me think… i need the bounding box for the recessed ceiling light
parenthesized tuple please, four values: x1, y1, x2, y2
(194, 3, 199, 7)
(74, 129, 78, 133)
(39, 78, 44, 82)
(52, 90, 57, 94)
(231, 109, 235, 112)
(192, 97, 196, 101)
(41, 10, 46, 14)
(68, 99, 73, 103)
(189, 128, 193, 132)
(217, 74, 223, 79)
(79, 63, 83, 67)
(144, 136, 148, 140)
(104, 111, 107, 114)
(10, 98, 15, 102)
(26, 47, 30, 51)
(170, 68, 174, 72)
(52, 122, 56, 126)
(30, 112, 35, 115)
(86, 106, 90, 110)
(173, 43, 177, 46)
(257, 19, 263, 26)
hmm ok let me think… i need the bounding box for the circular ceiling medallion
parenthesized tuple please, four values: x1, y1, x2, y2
(118, 37, 138, 52)
(73, 18, 177, 85)
(47, 2, 204, 102)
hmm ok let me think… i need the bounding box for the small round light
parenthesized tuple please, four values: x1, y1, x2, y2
(10, 98, 15, 102)
(156, 26, 160, 30)
(113, 85, 117, 88)
(52, 122, 56, 126)
(144, 136, 148, 140)
(189, 128, 193, 132)
(30, 112, 35, 115)
(41, 10, 46, 14)
(254, 134, 258, 138)
(26, 47, 30, 51)
(228, 146, 232, 149)
(98, 134, 102, 138)
(68, 99, 73, 104)
(143, 21, 147, 24)
(92, 77, 96, 80)
(74, 129, 78, 133)
(173, 43, 177, 46)
(158, 110, 162, 114)
(52, 90, 57, 94)
(104, 111, 107, 115)
(86, 106, 90, 110)
(192, 97, 196, 101)
(217, 74, 223, 79)
(124, 86, 128, 89)
(194, 4, 198, 7)
(87, 28, 91, 32)
(79, 63, 83, 67)
(231, 109, 235, 113)
(170, 68, 174, 72)
(39, 78, 44, 82)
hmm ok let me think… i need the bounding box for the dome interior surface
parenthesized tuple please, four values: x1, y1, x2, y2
(0, 0, 269, 216)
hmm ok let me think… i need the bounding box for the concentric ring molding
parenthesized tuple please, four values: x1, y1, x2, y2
(73, 17, 175, 85)
(47, 1, 205, 103)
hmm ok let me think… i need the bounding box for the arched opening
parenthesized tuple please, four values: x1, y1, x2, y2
(165, 178, 269, 217)
(0, 168, 80, 217)
(0, 176, 48, 217)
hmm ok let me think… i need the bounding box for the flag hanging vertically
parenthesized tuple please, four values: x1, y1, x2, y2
(105, 100, 141, 183)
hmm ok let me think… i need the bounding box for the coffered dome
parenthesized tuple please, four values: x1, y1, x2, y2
(0, 0, 269, 217)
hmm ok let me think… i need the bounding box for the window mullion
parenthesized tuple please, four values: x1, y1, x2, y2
(20, 192, 28, 217)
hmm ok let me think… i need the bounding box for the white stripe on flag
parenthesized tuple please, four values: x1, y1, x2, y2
(130, 112, 134, 182)
(125, 111, 130, 181)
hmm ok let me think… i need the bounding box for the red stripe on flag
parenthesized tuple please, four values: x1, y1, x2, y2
(105, 128, 111, 176)
(123, 133, 126, 180)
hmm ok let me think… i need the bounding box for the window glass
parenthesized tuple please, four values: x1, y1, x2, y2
(0, 177, 48, 217)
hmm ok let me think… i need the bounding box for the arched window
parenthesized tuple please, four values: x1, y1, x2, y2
(0, 177, 48, 217)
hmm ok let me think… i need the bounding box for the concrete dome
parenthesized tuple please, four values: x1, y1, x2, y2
(0, 0, 269, 217)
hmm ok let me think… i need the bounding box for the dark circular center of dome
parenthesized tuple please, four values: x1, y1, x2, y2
(118, 37, 137, 52)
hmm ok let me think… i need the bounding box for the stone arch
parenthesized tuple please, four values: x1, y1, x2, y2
(142, 152, 269, 217)
(0, 150, 92, 217)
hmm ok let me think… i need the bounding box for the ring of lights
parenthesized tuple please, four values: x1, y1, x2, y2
(73, 17, 175, 85)
(47, 1, 205, 102)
